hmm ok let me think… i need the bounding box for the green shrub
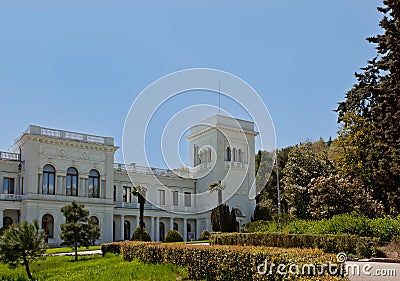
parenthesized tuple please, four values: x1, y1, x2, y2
(369, 216, 400, 243)
(198, 230, 210, 241)
(120, 242, 349, 281)
(131, 227, 151, 242)
(165, 230, 183, 243)
(247, 212, 400, 243)
(209, 232, 378, 258)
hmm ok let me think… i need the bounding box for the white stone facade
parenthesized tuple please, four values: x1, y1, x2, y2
(0, 115, 257, 245)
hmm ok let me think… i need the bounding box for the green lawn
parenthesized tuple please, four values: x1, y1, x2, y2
(45, 245, 101, 254)
(0, 254, 189, 281)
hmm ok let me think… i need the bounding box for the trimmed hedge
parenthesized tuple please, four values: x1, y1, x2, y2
(101, 242, 122, 256)
(210, 232, 378, 258)
(120, 242, 349, 281)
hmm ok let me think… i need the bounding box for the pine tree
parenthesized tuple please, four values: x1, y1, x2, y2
(0, 221, 47, 280)
(60, 201, 100, 261)
(337, 0, 400, 214)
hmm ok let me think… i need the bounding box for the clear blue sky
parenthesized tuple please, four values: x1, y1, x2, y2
(0, 0, 382, 167)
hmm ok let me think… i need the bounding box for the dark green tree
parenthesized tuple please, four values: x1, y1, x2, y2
(211, 204, 236, 232)
(60, 201, 100, 261)
(336, 0, 400, 215)
(132, 184, 147, 240)
(0, 220, 47, 280)
(254, 147, 292, 221)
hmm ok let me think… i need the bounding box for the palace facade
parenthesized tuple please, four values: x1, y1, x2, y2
(0, 115, 257, 245)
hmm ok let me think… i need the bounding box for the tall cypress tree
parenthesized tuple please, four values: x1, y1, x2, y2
(337, 0, 400, 214)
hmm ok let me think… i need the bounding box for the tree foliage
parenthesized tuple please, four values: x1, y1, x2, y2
(0, 220, 47, 280)
(131, 226, 151, 242)
(211, 204, 236, 232)
(336, 0, 400, 215)
(282, 144, 331, 219)
(60, 201, 100, 261)
(308, 174, 385, 219)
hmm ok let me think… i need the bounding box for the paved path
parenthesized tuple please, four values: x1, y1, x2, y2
(46, 250, 102, 256)
(347, 262, 399, 281)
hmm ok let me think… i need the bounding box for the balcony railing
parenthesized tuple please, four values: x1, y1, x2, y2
(0, 194, 25, 201)
(114, 163, 193, 179)
(0, 151, 20, 161)
(17, 125, 114, 146)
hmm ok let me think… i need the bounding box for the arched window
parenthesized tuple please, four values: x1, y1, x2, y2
(89, 216, 99, 226)
(88, 169, 100, 198)
(173, 222, 178, 231)
(66, 167, 78, 196)
(3, 216, 13, 227)
(238, 149, 242, 163)
(43, 164, 55, 195)
(226, 147, 231, 161)
(232, 148, 237, 162)
(42, 214, 54, 238)
(124, 220, 131, 240)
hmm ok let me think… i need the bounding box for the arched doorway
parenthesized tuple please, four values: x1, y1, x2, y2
(124, 221, 131, 240)
(159, 222, 165, 242)
(113, 221, 116, 241)
(3, 217, 13, 228)
(187, 223, 192, 241)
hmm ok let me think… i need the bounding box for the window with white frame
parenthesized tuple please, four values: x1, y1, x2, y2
(184, 192, 191, 207)
(159, 189, 165, 205)
(123, 186, 131, 202)
(172, 190, 178, 206)
(3, 177, 15, 194)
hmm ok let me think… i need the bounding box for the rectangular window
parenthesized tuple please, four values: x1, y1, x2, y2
(184, 192, 191, 207)
(172, 190, 178, 206)
(3, 178, 15, 194)
(159, 190, 165, 205)
(123, 186, 131, 203)
(113, 185, 116, 201)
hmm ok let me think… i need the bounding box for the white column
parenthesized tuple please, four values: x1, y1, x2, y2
(206, 218, 210, 232)
(136, 216, 140, 229)
(169, 217, 174, 231)
(183, 218, 187, 242)
(38, 174, 42, 194)
(0, 209, 4, 228)
(120, 215, 125, 240)
(196, 219, 200, 240)
(150, 216, 155, 241)
(155, 217, 160, 242)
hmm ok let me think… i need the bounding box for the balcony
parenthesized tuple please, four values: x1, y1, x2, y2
(225, 161, 247, 170)
(0, 151, 20, 161)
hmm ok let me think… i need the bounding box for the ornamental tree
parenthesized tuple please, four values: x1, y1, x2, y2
(0, 220, 47, 280)
(60, 201, 100, 261)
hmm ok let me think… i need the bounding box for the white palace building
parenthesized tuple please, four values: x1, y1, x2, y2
(0, 115, 257, 245)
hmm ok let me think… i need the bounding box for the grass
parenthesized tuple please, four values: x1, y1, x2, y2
(0, 254, 189, 281)
(45, 246, 101, 254)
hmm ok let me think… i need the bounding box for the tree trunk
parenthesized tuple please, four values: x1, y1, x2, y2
(23, 252, 33, 280)
(139, 194, 145, 239)
(74, 240, 78, 261)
